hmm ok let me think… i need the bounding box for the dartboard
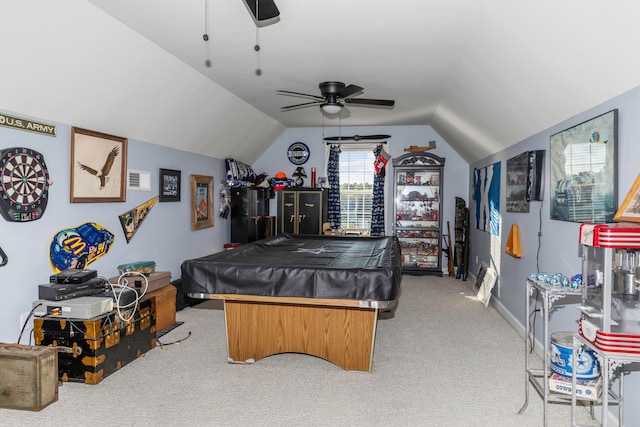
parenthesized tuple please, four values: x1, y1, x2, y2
(0, 147, 51, 222)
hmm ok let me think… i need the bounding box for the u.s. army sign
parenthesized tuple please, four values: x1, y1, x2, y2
(0, 113, 56, 136)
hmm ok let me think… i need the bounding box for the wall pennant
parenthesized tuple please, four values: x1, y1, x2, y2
(119, 196, 158, 243)
(505, 224, 521, 258)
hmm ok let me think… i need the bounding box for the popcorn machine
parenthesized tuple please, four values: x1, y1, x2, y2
(579, 223, 640, 347)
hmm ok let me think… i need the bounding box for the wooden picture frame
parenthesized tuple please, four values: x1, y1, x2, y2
(472, 262, 498, 307)
(159, 168, 181, 202)
(191, 174, 214, 230)
(614, 174, 640, 223)
(70, 127, 127, 203)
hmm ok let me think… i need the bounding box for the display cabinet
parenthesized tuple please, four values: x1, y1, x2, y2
(277, 187, 327, 235)
(392, 152, 445, 276)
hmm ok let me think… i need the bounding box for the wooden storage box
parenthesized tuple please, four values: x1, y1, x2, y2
(33, 299, 155, 384)
(0, 344, 58, 411)
(147, 284, 177, 332)
(109, 271, 171, 293)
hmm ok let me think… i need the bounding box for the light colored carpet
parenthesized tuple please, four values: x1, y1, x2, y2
(1, 275, 596, 426)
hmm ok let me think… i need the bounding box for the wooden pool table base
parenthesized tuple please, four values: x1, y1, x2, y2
(219, 296, 379, 372)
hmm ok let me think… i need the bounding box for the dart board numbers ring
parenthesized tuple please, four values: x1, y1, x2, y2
(287, 142, 310, 165)
(0, 147, 51, 222)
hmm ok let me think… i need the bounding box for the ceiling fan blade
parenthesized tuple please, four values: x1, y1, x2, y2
(345, 98, 395, 107)
(338, 84, 363, 98)
(244, 0, 280, 21)
(323, 134, 391, 141)
(281, 101, 323, 111)
(277, 90, 324, 101)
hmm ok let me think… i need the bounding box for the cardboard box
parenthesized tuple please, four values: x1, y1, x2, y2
(147, 284, 177, 332)
(548, 373, 602, 400)
(0, 344, 58, 411)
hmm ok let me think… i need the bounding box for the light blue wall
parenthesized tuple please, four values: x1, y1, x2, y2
(6, 90, 639, 421)
(253, 125, 470, 239)
(469, 84, 640, 423)
(0, 111, 230, 344)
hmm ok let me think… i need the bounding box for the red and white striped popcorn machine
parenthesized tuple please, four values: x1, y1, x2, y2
(579, 223, 640, 351)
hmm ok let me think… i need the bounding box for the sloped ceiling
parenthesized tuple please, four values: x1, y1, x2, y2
(2, 1, 640, 164)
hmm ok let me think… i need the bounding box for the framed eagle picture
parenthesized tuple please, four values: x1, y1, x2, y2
(70, 127, 127, 203)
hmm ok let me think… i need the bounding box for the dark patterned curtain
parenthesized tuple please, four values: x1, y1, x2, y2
(327, 144, 341, 229)
(370, 144, 386, 236)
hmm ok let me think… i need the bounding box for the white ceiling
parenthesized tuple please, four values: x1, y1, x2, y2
(3, 1, 640, 164)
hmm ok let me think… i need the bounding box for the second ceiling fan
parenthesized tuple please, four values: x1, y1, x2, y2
(278, 81, 395, 114)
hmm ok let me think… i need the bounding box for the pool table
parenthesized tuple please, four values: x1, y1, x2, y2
(181, 233, 402, 372)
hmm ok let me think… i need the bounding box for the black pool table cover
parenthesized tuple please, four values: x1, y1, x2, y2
(181, 234, 402, 304)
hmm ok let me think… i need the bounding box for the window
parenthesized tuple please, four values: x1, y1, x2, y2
(339, 146, 375, 230)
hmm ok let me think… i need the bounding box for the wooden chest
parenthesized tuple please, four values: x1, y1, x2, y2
(33, 299, 155, 384)
(147, 284, 177, 332)
(0, 344, 58, 411)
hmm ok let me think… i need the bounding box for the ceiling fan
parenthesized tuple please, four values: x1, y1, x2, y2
(278, 82, 395, 115)
(323, 134, 391, 142)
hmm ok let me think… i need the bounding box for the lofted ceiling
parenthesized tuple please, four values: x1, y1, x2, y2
(2, 1, 640, 165)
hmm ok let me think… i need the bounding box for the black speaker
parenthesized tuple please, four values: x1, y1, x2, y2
(526, 150, 545, 201)
(244, 0, 280, 22)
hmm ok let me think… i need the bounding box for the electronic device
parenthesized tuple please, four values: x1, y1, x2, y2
(50, 269, 97, 284)
(38, 277, 106, 301)
(94, 287, 138, 308)
(0, 147, 51, 222)
(32, 296, 113, 319)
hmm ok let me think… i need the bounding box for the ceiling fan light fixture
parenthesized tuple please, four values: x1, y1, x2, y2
(321, 103, 342, 115)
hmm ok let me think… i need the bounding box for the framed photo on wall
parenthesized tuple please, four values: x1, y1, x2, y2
(506, 152, 530, 213)
(191, 174, 214, 230)
(550, 109, 617, 223)
(159, 168, 181, 202)
(70, 127, 127, 203)
(614, 174, 640, 223)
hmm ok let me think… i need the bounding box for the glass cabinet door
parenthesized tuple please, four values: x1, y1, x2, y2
(392, 152, 445, 276)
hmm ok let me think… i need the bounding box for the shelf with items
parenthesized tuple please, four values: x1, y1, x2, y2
(571, 333, 632, 427)
(392, 152, 445, 276)
(518, 277, 587, 427)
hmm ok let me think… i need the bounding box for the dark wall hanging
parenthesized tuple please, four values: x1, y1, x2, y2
(550, 109, 617, 223)
(159, 168, 181, 202)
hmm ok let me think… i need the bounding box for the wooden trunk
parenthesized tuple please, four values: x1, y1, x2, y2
(0, 344, 58, 411)
(33, 299, 155, 384)
(147, 284, 177, 332)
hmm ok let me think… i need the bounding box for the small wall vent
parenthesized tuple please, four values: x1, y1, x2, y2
(128, 169, 151, 191)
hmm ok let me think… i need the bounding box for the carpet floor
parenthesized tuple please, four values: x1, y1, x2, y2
(0, 275, 596, 426)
